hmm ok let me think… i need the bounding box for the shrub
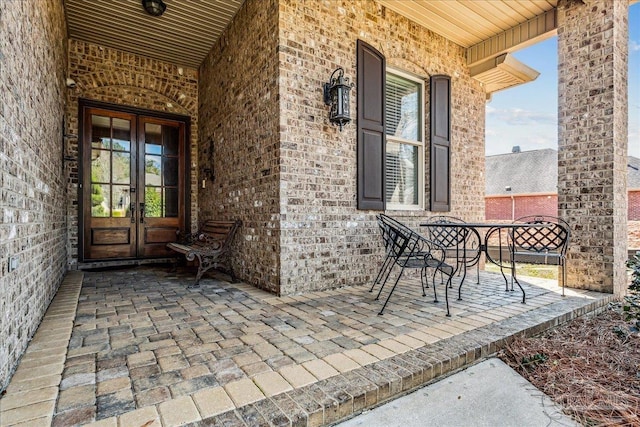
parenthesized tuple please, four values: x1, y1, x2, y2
(623, 252, 640, 327)
(627, 251, 640, 293)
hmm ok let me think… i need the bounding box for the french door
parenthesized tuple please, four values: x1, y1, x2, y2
(81, 105, 187, 260)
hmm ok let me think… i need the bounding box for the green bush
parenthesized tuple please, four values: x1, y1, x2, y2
(627, 251, 640, 293)
(623, 252, 640, 327)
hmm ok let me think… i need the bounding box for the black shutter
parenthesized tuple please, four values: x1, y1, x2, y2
(357, 40, 385, 210)
(430, 75, 451, 212)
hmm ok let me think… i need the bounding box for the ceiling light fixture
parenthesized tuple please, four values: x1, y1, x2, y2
(142, 0, 166, 16)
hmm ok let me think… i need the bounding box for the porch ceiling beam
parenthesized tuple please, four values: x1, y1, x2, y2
(466, 9, 557, 67)
(469, 53, 540, 95)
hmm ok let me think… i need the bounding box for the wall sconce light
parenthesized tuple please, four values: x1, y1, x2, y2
(323, 67, 352, 131)
(142, 0, 166, 16)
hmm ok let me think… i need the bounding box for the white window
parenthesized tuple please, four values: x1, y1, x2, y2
(385, 70, 424, 210)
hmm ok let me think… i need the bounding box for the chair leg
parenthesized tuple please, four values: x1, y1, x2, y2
(375, 261, 397, 301)
(378, 269, 404, 315)
(430, 270, 439, 303)
(498, 263, 509, 291)
(561, 261, 566, 297)
(457, 263, 467, 301)
(421, 268, 427, 297)
(445, 276, 451, 317)
(511, 274, 526, 303)
(371, 255, 392, 292)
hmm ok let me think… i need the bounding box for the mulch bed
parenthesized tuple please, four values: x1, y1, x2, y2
(499, 304, 640, 426)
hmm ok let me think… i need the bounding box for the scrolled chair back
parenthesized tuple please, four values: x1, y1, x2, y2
(511, 215, 570, 255)
(427, 215, 468, 249)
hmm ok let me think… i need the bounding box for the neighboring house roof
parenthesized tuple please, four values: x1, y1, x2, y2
(485, 148, 557, 196)
(629, 156, 640, 189)
(486, 149, 640, 195)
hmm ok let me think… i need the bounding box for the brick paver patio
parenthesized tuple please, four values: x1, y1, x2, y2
(0, 266, 613, 426)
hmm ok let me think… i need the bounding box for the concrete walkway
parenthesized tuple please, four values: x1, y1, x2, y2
(337, 358, 577, 427)
(0, 267, 610, 426)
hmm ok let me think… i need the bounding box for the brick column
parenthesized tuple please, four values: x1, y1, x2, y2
(557, 0, 628, 294)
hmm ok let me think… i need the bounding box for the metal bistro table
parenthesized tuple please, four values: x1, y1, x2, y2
(420, 221, 550, 304)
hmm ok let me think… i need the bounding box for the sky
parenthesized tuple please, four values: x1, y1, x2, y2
(485, 3, 639, 158)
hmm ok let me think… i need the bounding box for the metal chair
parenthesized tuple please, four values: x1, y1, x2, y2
(509, 215, 570, 297)
(371, 214, 434, 293)
(375, 214, 456, 316)
(427, 216, 482, 290)
(370, 215, 398, 293)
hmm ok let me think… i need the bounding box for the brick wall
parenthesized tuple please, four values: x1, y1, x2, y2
(276, 1, 485, 294)
(65, 40, 200, 264)
(0, 0, 67, 391)
(488, 192, 640, 221)
(198, 0, 281, 293)
(485, 195, 558, 220)
(629, 190, 640, 220)
(198, 0, 485, 295)
(486, 197, 513, 221)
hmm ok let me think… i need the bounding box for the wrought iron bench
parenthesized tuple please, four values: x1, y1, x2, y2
(167, 220, 241, 287)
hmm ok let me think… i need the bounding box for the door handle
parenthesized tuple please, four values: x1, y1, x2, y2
(140, 203, 145, 223)
(130, 203, 136, 223)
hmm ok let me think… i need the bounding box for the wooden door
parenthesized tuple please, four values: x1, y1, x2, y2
(137, 117, 185, 258)
(81, 107, 186, 261)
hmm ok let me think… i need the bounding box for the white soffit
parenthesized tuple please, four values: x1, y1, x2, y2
(377, 0, 558, 49)
(64, 0, 244, 68)
(64, 0, 636, 77)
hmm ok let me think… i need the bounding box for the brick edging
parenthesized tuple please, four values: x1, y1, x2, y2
(189, 293, 615, 426)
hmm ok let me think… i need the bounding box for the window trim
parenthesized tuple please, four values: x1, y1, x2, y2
(384, 68, 425, 211)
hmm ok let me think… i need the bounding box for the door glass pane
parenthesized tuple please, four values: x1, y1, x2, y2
(164, 126, 179, 155)
(112, 185, 130, 217)
(91, 115, 111, 149)
(144, 187, 162, 218)
(163, 157, 178, 186)
(92, 139, 109, 150)
(145, 123, 162, 144)
(112, 139, 130, 152)
(112, 152, 130, 184)
(112, 118, 131, 151)
(145, 124, 162, 159)
(165, 188, 178, 217)
(143, 122, 181, 219)
(145, 155, 162, 186)
(91, 184, 110, 217)
(91, 150, 110, 183)
(146, 143, 162, 155)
